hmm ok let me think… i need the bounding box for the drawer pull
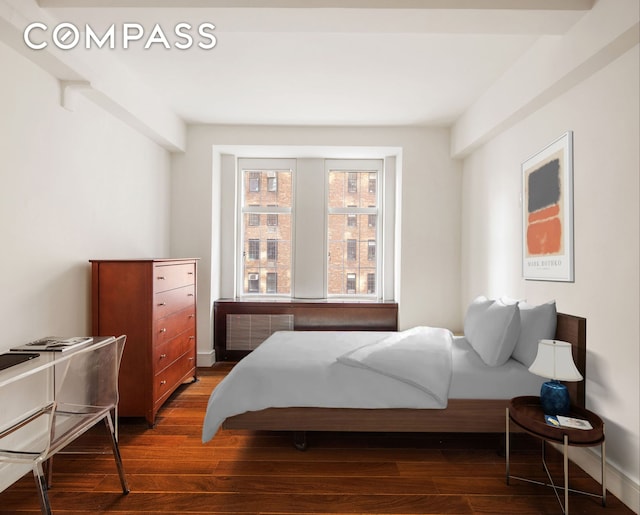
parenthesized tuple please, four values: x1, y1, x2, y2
(187, 272, 194, 275)
(160, 328, 167, 333)
(157, 276, 166, 280)
(189, 336, 195, 340)
(189, 314, 195, 319)
(158, 302, 167, 306)
(160, 380, 167, 385)
(187, 293, 194, 297)
(160, 353, 167, 359)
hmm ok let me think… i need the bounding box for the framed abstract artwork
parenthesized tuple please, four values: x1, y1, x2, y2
(522, 131, 574, 282)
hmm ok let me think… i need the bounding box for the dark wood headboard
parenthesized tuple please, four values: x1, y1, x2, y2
(555, 312, 587, 409)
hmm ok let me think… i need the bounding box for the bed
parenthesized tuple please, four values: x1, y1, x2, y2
(202, 300, 586, 447)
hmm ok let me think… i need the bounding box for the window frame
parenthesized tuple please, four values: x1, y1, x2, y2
(231, 154, 391, 301)
(326, 159, 383, 299)
(237, 158, 295, 298)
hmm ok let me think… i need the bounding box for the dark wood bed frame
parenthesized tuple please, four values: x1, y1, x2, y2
(222, 312, 586, 437)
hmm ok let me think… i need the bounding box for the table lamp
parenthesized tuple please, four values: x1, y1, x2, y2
(528, 339, 583, 416)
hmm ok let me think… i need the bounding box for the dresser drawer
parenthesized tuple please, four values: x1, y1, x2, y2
(153, 352, 196, 405)
(155, 306, 196, 345)
(154, 331, 196, 373)
(155, 285, 195, 319)
(154, 262, 196, 293)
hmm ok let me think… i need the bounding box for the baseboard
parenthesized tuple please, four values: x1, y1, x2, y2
(568, 445, 639, 513)
(197, 350, 216, 367)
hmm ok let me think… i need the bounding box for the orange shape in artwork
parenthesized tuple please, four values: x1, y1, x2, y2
(528, 204, 560, 224)
(527, 217, 562, 255)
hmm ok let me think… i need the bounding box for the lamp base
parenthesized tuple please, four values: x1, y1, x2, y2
(540, 380, 570, 416)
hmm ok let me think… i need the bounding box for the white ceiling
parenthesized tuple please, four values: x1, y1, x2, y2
(36, 0, 592, 127)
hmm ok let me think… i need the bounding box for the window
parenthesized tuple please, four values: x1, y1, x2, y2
(248, 273, 259, 293)
(347, 239, 357, 260)
(347, 172, 358, 193)
(266, 273, 277, 293)
(248, 239, 260, 260)
(367, 273, 376, 294)
(239, 162, 293, 296)
(368, 173, 376, 194)
(267, 175, 278, 192)
(233, 156, 391, 300)
(368, 206, 376, 228)
(368, 240, 376, 261)
(347, 207, 357, 227)
(267, 239, 278, 261)
(327, 162, 381, 296)
(249, 172, 260, 192)
(346, 273, 356, 293)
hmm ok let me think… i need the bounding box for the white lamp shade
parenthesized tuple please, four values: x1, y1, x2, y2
(528, 339, 583, 381)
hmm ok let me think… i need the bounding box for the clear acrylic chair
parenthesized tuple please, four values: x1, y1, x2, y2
(0, 335, 129, 514)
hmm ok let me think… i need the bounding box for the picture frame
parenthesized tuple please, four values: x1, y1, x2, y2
(522, 131, 574, 282)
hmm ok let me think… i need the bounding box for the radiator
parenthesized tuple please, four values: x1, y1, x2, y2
(226, 314, 294, 351)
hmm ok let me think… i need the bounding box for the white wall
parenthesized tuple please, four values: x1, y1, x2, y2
(0, 40, 172, 349)
(170, 125, 462, 364)
(461, 45, 639, 509)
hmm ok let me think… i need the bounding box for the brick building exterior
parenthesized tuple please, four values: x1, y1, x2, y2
(242, 168, 378, 297)
(327, 170, 378, 295)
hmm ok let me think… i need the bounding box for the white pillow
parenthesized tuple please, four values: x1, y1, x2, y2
(467, 301, 521, 367)
(463, 296, 494, 341)
(511, 301, 557, 367)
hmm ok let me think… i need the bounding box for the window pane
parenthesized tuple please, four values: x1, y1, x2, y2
(348, 173, 358, 193)
(242, 213, 292, 295)
(346, 273, 356, 293)
(248, 273, 259, 292)
(367, 273, 376, 294)
(241, 167, 292, 297)
(347, 239, 357, 260)
(266, 273, 277, 293)
(327, 213, 377, 296)
(244, 170, 292, 207)
(248, 239, 260, 260)
(267, 239, 278, 261)
(249, 172, 260, 192)
(368, 240, 376, 261)
(329, 170, 377, 209)
(368, 173, 376, 194)
(267, 176, 277, 192)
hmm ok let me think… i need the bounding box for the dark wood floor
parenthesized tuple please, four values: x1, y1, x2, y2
(0, 363, 633, 514)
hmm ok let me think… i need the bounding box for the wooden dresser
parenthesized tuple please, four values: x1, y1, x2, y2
(90, 259, 198, 426)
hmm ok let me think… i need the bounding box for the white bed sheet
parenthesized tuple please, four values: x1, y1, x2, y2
(449, 335, 545, 398)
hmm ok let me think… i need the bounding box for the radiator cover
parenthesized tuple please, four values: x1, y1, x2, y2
(226, 314, 294, 351)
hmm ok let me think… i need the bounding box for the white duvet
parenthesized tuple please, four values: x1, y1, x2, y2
(202, 327, 453, 443)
